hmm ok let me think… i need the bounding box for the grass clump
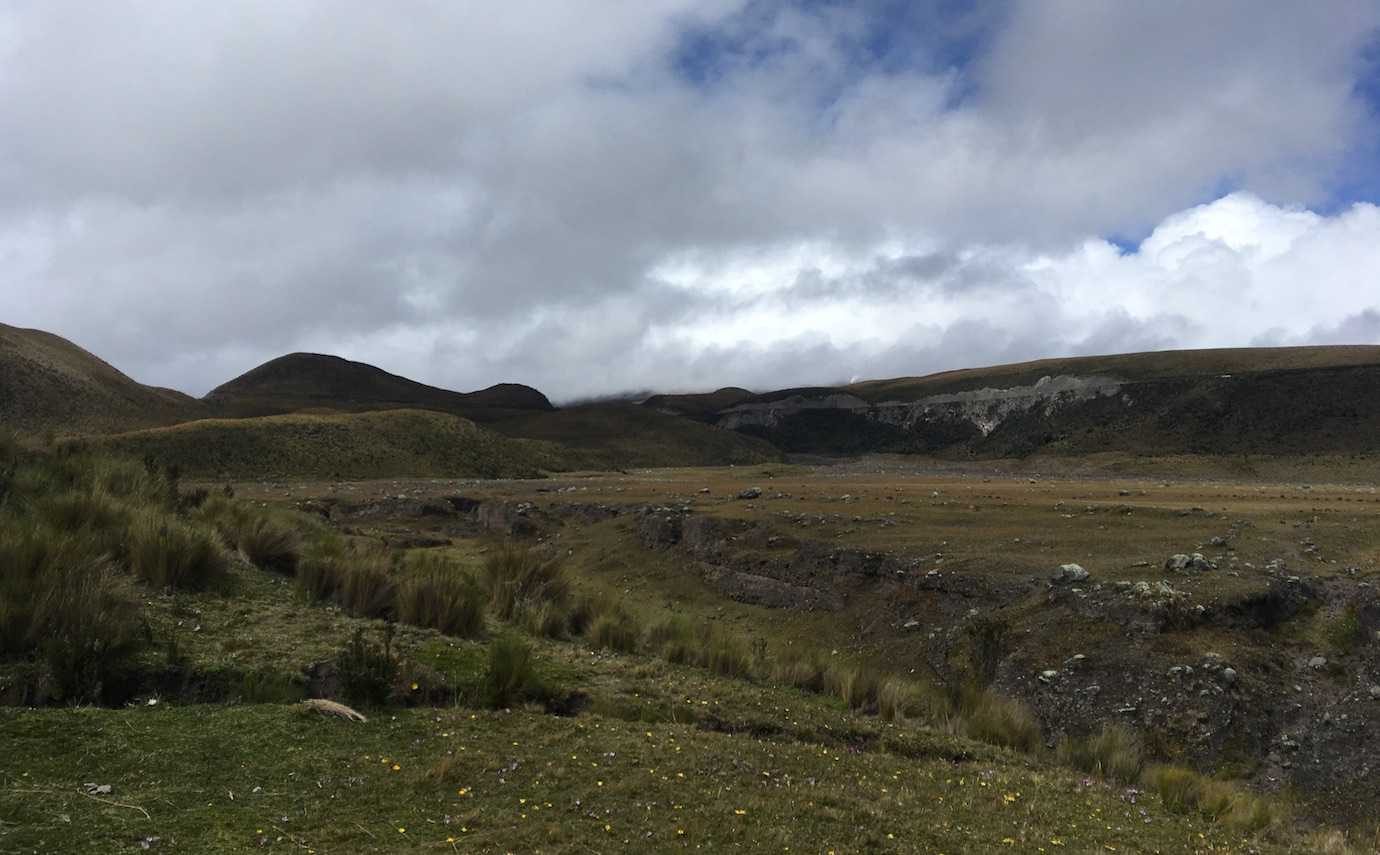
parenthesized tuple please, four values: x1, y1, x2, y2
(1142, 764, 1281, 831)
(395, 554, 485, 638)
(482, 544, 569, 621)
(126, 510, 230, 591)
(337, 553, 396, 619)
(772, 650, 827, 692)
(0, 522, 143, 703)
(877, 676, 950, 725)
(957, 687, 1041, 753)
(589, 608, 641, 654)
(1057, 723, 1144, 784)
(823, 662, 881, 712)
(484, 634, 545, 709)
(336, 627, 398, 708)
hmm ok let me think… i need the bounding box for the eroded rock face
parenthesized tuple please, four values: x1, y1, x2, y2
(718, 375, 1124, 438)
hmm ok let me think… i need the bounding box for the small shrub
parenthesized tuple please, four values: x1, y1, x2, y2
(589, 609, 641, 653)
(482, 545, 569, 621)
(1324, 607, 1364, 655)
(646, 616, 696, 664)
(395, 556, 484, 638)
(126, 511, 230, 591)
(336, 627, 397, 708)
(959, 687, 1041, 753)
(484, 635, 544, 709)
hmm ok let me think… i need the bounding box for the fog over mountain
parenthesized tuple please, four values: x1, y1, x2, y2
(4, 1, 1380, 400)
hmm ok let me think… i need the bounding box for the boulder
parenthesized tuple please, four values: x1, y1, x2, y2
(1052, 563, 1090, 584)
(1166, 552, 1217, 572)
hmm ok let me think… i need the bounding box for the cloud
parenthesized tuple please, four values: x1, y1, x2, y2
(1, 2, 1379, 400)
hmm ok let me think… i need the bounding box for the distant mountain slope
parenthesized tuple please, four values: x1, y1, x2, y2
(714, 346, 1380, 457)
(81, 409, 581, 479)
(0, 322, 203, 435)
(491, 404, 782, 468)
(641, 387, 755, 422)
(205, 353, 553, 422)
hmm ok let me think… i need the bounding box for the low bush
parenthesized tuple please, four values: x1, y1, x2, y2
(395, 554, 484, 638)
(126, 510, 230, 591)
(484, 634, 544, 709)
(336, 627, 398, 708)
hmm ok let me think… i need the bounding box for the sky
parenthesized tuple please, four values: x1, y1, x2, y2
(4, 0, 1380, 401)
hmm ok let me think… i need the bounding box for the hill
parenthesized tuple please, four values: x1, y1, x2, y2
(490, 403, 782, 468)
(79, 409, 583, 479)
(0, 322, 203, 435)
(205, 352, 553, 423)
(712, 345, 1380, 457)
(641, 386, 754, 421)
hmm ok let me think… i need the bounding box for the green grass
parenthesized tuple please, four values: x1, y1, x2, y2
(0, 703, 1296, 853)
(78, 409, 581, 479)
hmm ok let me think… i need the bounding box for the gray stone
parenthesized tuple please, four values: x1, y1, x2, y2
(1308, 656, 1327, 670)
(1052, 563, 1090, 584)
(1368, 685, 1380, 700)
(1221, 667, 1237, 684)
(736, 487, 762, 500)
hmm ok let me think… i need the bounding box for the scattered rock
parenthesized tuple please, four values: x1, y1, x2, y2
(1165, 552, 1216, 572)
(82, 783, 113, 796)
(1369, 685, 1380, 700)
(736, 487, 763, 500)
(1221, 667, 1238, 685)
(1308, 656, 1328, 671)
(1052, 563, 1090, 584)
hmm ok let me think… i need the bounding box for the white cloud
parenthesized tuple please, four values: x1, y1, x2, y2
(1, 2, 1379, 399)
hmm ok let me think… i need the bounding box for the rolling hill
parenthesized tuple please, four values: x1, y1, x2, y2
(78, 409, 584, 479)
(205, 352, 553, 422)
(0, 322, 203, 435)
(490, 403, 782, 468)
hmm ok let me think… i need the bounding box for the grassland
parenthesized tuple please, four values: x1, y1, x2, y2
(73, 410, 586, 480)
(3, 443, 1341, 853)
(489, 404, 782, 468)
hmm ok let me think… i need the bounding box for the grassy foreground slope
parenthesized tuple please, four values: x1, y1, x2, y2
(491, 404, 782, 468)
(0, 322, 202, 435)
(79, 409, 582, 479)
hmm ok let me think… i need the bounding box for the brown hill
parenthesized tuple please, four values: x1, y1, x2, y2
(204, 352, 553, 422)
(0, 323, 203, 435)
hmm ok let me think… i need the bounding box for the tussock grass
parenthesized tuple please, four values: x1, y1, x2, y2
(772, 651, 827, 692)
(589, 609, 641, 654)
(483, 545, 569, 622)
(126, 510, 230, 591)
(1057, 723, 1144, 784)
(823, 662, 881, 711)
(336, 553, 395, 619)
(958, 687, 1041, 753)
(1142, 764, 1282, 831)
(877, 676, 951, 724)
(484, 634, 544, 709)
(395, 554, 484, 638)
(0, 521, 142, 702)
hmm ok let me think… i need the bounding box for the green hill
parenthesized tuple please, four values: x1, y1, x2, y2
(491, 403, 782, 468)
(205, 352, 553, 423)
(79, 409, 583, 479)
(0, 322, 203, 435)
